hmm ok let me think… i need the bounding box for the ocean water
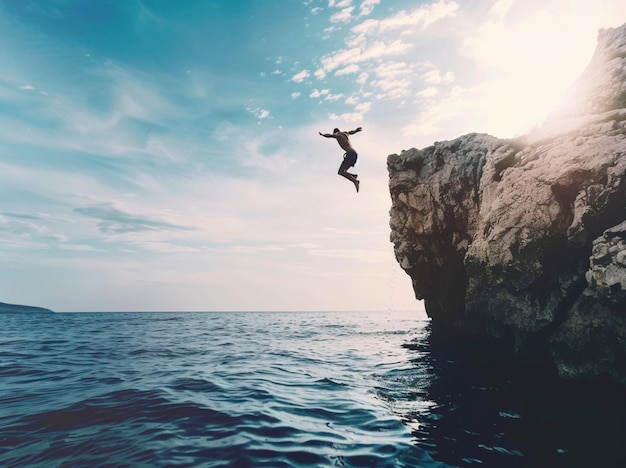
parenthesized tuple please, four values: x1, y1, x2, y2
(1, 310, 624, 468)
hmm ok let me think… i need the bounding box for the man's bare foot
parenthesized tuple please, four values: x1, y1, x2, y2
(355, 180, 360, 193)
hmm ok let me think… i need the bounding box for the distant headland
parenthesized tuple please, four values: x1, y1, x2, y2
(0, 301, 54, 313)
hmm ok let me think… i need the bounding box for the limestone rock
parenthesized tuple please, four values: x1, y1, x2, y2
(550, 222, 626, 382)
(388, 24, 626, 383)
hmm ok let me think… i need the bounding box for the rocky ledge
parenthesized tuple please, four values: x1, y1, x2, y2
(388, 24, 626, 383)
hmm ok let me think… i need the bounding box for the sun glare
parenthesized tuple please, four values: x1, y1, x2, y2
(465, 0, 611, 137)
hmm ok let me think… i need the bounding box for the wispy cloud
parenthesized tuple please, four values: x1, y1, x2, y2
(335, 63, 360, 75)
(316, 39, 413, 77)
(74, 202, 193, 235)
(330, 6, 355, 23)
(291, 69, 310, 82)
(310, 88, 330, 98)
(422, 68, 454, 85)
(290, 0, 459, 124)
(352, 0, 459, 34)
(358, 0, 381, 18)
(328, 0, 353, 8)
(0, 213, 67, 243)
(247, 107, 271, 120)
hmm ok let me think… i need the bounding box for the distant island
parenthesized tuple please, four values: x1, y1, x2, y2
(0, 301, 54, 313)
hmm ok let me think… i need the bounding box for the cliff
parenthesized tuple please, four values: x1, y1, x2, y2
(388, 24, 626, 383)
(0, 301, 54, 313)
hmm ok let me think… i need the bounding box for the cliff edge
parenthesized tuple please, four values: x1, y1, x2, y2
(388, 24, 626, 383)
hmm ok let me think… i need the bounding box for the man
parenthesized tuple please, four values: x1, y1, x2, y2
(319, 126, 362, 193)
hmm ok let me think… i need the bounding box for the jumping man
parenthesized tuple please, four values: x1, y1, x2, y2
(319, 127, 362, 193)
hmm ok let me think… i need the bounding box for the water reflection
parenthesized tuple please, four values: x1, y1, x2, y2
(391, 324, 626, 467)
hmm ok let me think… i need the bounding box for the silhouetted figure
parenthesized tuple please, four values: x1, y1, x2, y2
(319, 127, 362, 192)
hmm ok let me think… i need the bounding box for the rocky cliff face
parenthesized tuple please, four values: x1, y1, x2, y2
(388, 24, 626, 383)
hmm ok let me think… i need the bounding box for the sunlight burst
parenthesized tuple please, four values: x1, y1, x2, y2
(463, 0, 617, 136)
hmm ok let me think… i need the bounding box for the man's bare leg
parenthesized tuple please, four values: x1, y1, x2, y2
(339, 170, 360, 192)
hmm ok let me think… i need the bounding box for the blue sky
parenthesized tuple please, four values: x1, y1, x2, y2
(1, 0, 625, 312)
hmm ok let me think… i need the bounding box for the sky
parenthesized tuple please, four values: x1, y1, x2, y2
(1, 0, 625, 312)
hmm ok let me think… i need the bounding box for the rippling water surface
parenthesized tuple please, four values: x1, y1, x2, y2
(1, 310, 624, 467)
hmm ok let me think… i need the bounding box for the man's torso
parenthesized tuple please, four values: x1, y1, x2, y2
(335, 132, 354, 152)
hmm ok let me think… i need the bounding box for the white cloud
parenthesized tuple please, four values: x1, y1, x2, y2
(329, 0, 352, 7)
(330, 6, 354, 23)
(354, 101, 371, 113)
(371, 78, 411, 98)
(291, 69, 310, 82)
(318, 39, 413, 75)
(345, 33, 366, 48)
(325, 92, 345, 101)
(335, 63, 360, 75)
(359, 0, 380, 17)
(291, 92, 301, 99)
(329, 111, 365, 122)
(301, 0, 463, 130)
(246, 107, 271, 121)
(310, 88, 330, 98)
(329, 113, 360, 123)
(375, 61, 412, 79)
(0, 213, 68, 244)
(352, 0, 459, 35)
(0, 62, 188, 165)
(314, 68, 327, 80)
(422, 68, 454, 84)
(417, 87, 439, 98)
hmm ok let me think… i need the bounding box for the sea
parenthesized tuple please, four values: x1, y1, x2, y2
(1, 310, 624, 468)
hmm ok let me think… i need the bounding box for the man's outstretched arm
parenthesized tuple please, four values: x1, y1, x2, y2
(346, 127, 363, 135)
(319, 132, 335, 138)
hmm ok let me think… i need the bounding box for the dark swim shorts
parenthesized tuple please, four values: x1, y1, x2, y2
(340, 150, 358, 171)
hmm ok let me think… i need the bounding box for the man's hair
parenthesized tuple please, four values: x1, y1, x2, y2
(333, 128, 340, 133)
